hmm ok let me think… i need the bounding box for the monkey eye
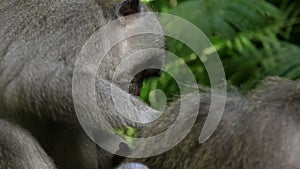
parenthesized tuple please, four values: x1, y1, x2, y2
(118, 0, 141, 17)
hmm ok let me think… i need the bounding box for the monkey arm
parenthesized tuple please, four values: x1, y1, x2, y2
(0, 119, 56, 169)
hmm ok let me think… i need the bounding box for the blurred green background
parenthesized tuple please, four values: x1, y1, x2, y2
(140, 0, 300, 104)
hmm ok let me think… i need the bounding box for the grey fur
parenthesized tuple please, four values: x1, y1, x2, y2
(0, 0, 165, 168)
(0, 119, 56, 169)
(125, 77, 300, 169)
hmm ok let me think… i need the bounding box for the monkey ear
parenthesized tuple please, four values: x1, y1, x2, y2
(117, 0, 141, 17)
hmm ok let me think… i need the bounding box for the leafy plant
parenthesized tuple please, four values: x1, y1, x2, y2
(140, 0, 300, 103)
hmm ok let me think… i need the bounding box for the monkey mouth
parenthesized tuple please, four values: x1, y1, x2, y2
(129, 69, 161, 96)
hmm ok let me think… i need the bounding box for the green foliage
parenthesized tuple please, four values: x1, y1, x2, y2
(116, 126, 139, 144)
(140, 0, 300, 103)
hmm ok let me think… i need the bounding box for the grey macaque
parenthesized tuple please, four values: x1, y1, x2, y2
(0, 0, 165, 168)
(123, 77, 300, 169)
